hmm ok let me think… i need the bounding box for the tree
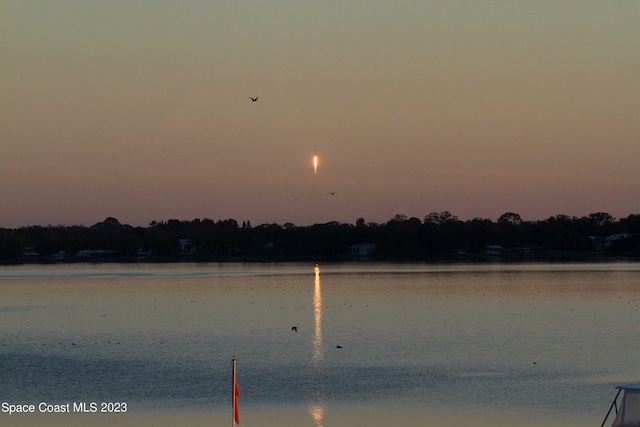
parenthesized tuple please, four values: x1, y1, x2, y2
(587, 212, 614, 226)
(424, 211, 458, 225)
(390, 214, 408, 223)
(498, 212, 523, 226)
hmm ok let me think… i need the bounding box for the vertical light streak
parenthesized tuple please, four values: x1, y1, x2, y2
(312, 264, 322, 364)
(309, 263, 324, 427)
(313, 146, 318, 175)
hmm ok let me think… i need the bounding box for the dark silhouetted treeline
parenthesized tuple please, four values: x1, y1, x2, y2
(1, 212, 640, 263)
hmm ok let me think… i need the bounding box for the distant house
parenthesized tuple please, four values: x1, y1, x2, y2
(50, 251, 67, 261)
(262, 242, 275, 251)
(76, 249, 116, 258)
(136, 247, 155, 257)
(605, 233, 630, 247)
(590, 234, 632, 251)
(178, 239, 196, 255)
(21, 247, 39, 258)
(602, 233, 632, 251)
(485, 245, 504, 255)
(347, 243, 376, 256)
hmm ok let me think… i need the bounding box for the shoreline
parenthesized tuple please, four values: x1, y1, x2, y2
(2, 251, 639, 266)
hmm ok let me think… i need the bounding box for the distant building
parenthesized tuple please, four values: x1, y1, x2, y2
(601, 233, 633, 251)
(605, 233, 630, 247)
(347, 243, 376, 256)
(50, 251, 67, 261)
(485, 245, 504, 255)
(589, 234, 632, 251)
(178, 239, 196, 255)
(136, 247, 155, 257)
(262, 242, 275, 251)
(76, 249, 116, 258)
(21, 247, 39, 258)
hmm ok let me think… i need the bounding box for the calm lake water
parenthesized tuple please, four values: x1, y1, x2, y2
(1, 261, 640, 427)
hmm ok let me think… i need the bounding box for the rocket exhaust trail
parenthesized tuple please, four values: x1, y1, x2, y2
(313, 146, 318, 175)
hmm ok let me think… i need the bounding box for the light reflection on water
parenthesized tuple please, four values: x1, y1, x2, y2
(1, 262, 640, 427)
(309, 264, 324, 426)
(312, 264, 323, 366)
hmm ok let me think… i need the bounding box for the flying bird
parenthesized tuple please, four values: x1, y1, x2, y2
(328, 192, 337, 196)
(291, 326, 298, 332)
(249, 97, 258, 102)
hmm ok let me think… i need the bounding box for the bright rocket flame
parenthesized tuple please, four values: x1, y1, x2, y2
(313, 155, 318, 175)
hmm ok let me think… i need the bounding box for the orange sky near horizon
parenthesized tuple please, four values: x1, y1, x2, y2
(2, 1, 639, 228)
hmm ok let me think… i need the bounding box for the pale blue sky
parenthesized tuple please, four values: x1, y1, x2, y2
(2, 1, 639, 227)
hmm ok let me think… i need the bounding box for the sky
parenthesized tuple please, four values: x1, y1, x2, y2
(2, 1, 639, 228)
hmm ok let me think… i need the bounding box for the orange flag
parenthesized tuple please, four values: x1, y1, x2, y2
(232, 358, 240, 425)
